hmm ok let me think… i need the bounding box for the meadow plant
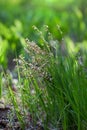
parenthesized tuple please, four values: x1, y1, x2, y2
(6, 27, 87, 130)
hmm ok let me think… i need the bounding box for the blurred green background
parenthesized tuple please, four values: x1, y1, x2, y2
(0, 0, 87, 69)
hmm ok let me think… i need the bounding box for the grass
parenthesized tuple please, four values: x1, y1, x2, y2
(0, 28, 87, 129)
(0, 72, 3, 98)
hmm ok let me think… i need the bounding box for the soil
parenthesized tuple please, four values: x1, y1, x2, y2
(0, 106, 21, 130)
(0, 106, 44, 130)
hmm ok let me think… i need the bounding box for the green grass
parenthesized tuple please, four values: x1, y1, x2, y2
(1, 28, 87, 129)
(0, 72, 3, 98)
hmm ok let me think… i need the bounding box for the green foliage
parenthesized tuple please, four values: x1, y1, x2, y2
(0, 0, 87, 128)
(0, 72, 3, 98)
(6, 28, 86, 129)
(0, 21, 24, 68)
(0, 0, 87, 68)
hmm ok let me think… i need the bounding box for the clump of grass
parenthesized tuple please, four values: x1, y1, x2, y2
(4, 26, 87, 130)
